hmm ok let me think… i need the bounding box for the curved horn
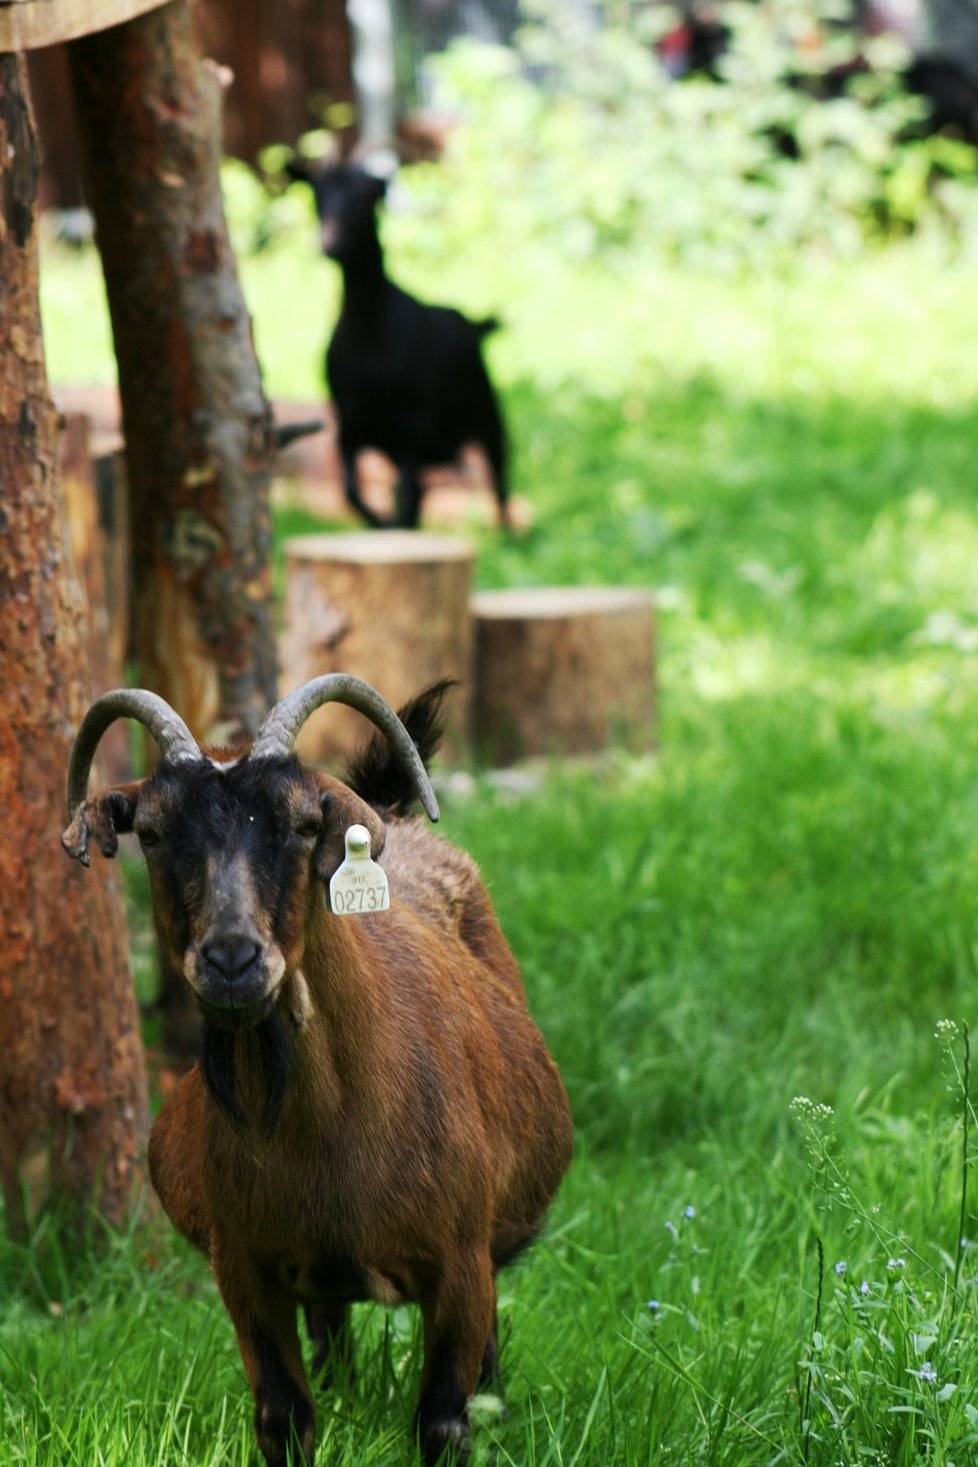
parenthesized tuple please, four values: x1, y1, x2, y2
(252, 674, 440, 823)
(66, 688, 201, 823)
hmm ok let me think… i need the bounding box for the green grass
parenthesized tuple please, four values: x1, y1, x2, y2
(13, 202, 978, 1462)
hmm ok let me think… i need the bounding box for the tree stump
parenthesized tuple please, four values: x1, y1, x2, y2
(471, 586, 656, 765)
(280, 532, 475, 767)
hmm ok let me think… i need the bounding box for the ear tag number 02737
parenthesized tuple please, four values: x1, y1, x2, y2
(328, 824, 390, 915)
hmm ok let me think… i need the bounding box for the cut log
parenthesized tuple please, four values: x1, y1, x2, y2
(280, 532, 475, 766)
(61, 414, 102, 622)
(471, 586, 656, 765)
(92, 438, 131, 676)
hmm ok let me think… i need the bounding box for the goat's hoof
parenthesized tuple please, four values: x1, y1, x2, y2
(257, 1398, 315, 1465)
(419, 1416, 471, 1465)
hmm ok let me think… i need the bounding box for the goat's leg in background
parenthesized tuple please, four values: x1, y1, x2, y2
(340, 441, 386, 528)
(304, 1301, 357, 1389)
(212, 1249, 316, 1467)
(482, 412, 512, 532)
(414, 1249, 497, 1465)
(393, 462, 424, 529)
(478, 1298, 503, 1396)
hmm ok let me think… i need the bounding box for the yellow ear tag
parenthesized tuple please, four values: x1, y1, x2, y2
(328, 824, 390, 915)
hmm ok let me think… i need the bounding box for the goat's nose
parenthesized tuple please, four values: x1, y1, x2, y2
(201, 933, 262, 982)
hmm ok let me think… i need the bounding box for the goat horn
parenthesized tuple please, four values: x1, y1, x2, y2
(66, 688, 201, 822)
(252, 674, 440, 823)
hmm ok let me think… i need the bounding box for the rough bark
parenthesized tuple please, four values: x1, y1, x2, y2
(61, 414, 132, 786)
(0, 54, 149, 1243)
(68, 2, 280, 1050)
(67, 0, 278, 749)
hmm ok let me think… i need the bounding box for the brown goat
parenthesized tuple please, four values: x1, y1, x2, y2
(62, 675, 572, 1465)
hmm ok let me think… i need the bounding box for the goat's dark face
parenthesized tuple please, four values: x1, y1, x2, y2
(289, 160, 387, 263)
(64, 677, 439, 1133)
(71, 753, 385, 1031)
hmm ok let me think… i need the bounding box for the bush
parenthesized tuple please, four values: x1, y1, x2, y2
(388, 0, 978, 273)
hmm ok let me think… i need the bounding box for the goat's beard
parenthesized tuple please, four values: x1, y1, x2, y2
(201, 1011, 294, 1135)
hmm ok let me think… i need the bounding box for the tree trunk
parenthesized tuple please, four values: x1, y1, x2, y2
(68, 1, 278, 747)
(0, 54, 149, 1243)
(61, 414, 132, 787)
(68, 2, 280, 1050)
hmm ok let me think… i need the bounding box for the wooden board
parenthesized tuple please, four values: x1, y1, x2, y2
(280, 531, 476, 767)
(0, 0, 169, 52)
(471, 586, 656, 764)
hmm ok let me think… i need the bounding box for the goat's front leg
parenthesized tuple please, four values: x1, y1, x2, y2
(340, 446, 386, 528)
(393, 464, 423, 529)
(213, 1244, 316, 1466)
(483, 418, 512, 532)
(415, 1250, 496, 1465)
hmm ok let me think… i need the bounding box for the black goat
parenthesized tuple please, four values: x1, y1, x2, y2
(288, 159, 511, 530)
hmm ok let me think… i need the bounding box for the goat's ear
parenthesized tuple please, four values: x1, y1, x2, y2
(62, 782, 142, 867)
(312, 776, 386, 884)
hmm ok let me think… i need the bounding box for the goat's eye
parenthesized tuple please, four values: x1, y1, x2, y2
(296, 818, 322, 840)
(137, 827, 160, 849)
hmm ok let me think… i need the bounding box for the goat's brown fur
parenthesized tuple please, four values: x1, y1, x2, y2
(68, 686, 572, 1466)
